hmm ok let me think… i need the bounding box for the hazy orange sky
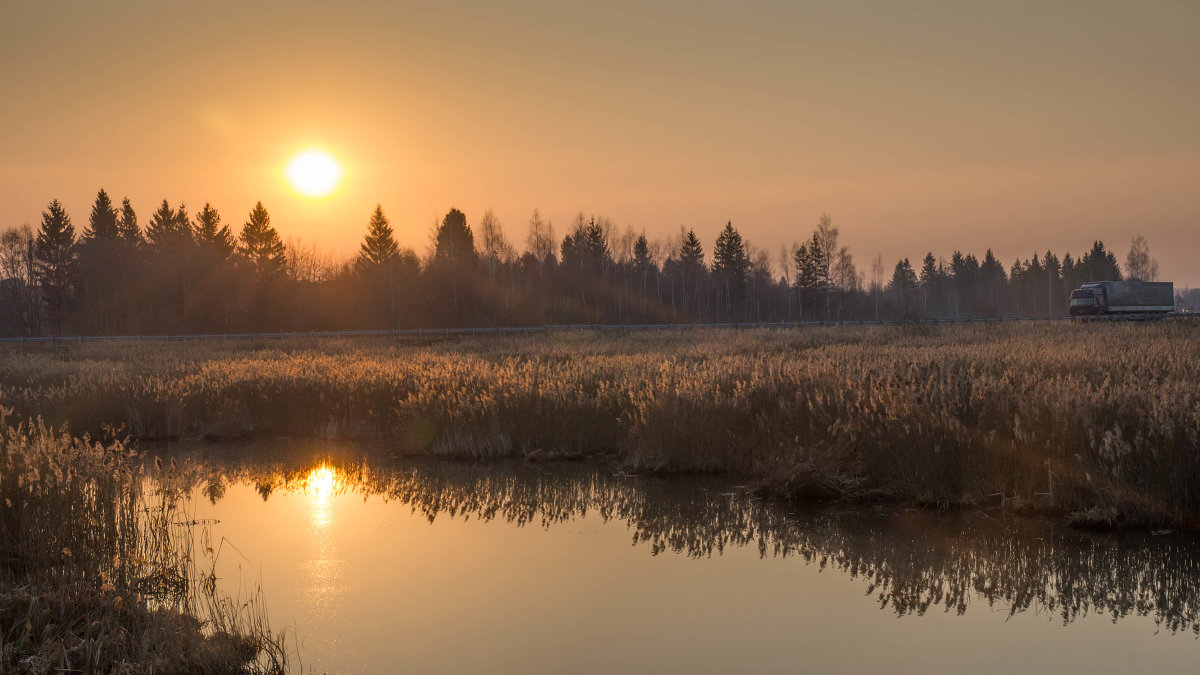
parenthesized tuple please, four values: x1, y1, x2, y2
(2, 1, 1198, 284)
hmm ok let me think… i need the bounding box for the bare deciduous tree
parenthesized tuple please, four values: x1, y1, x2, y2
(479, 208, 514, 281)
(1124, 234, 1159, 281)
(0, 225, 41, 334)
(525, 209, 555, 264)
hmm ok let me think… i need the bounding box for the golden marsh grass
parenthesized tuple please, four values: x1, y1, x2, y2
(2, 323, 1198, 525)
(0, 414, 288, 673)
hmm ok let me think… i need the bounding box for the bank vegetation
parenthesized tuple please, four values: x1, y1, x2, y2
(1, 322, 1197, 527)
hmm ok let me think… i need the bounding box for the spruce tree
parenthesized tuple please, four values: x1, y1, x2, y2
(559, 231, 579, 267)
(34, 199, 77, 332)
(679, 229, 704, 271)
(712, 221, 749, 316)
(84, 189, 119, 240)
(239, 202, 286, 277)
(918, 252, 939, 289)
(712, 221, 748, 283)
(632, 233, 652, 292)
(172, 203, 193, 246)
(145, 200, 183, 249)
(1079, 241, 1122, 282)
(117, 198, 142, 245)
(632, 234, 652, 273)
(358, 204, 400, 268)
(580, 217, 610, 273)
(889, 258, 918, 291)
(194, 203, 236, 260)
(980, 249, 1006, 285)
(794, 232, 829, 293)
(1061, 252, 1076, 290)
(793, 234, 830, 318)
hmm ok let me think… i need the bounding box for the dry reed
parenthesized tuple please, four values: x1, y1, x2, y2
(0, 410, 288, 673)
(1, 322, 1197, 525)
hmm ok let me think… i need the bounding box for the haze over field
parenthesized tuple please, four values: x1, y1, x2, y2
(2, 0, 1198, 283)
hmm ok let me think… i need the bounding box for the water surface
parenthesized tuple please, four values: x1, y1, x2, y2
(168, 442, 1200, 674)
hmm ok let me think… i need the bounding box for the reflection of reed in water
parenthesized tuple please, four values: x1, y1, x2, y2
(185, 452, 1200, 636)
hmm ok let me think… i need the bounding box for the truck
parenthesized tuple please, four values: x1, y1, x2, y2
(1068, 280, 1175, 317)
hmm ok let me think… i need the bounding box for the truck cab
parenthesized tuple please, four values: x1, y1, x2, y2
(1069, 283, 1105, 316)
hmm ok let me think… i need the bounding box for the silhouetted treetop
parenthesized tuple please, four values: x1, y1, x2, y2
(632, 233, 652, 273)
(712, 221, 749, 284)
(84, 189, 119, 240)
(117, 198, 142, 245)
(889, 258, 918, 291)
(433, 208, 476, 270)
(358, 204, 400, 269)
(679, 228, 704, 271)
(561, 215, 611, 274)
(146, 200, 193, 249)
(919, 252, 940, 289)
(1, 189, 1183, 336)
(34, 199, 77, 331)
(239, 201, 286, 278)
(1078, 240, 1122, 282)
(194, 203, 236, 261)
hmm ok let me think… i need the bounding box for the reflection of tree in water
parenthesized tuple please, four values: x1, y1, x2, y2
(175, 450, 1200, 636)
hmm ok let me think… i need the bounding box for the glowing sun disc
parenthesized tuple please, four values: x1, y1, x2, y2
(286, 150, 342, 197)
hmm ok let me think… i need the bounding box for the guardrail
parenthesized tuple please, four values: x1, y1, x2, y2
(1, 312, 1192, 345)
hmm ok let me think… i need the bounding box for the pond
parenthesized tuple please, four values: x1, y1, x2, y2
(166, 441, 1200, 674)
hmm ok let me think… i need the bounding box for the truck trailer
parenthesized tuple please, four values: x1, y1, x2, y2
(1068, 280, 1174, 316)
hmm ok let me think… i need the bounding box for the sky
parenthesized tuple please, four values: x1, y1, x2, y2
(2, 0, 1198, 284)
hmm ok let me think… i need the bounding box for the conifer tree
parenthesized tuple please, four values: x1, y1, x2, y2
(679, 229, 704, 271)
(193, 203, 236, 260)
(172, 203, 193, 246)
(145, 200, 188, 249)
(632, 234, 652, 273)
(579, 217, 611, 273)
(1061, 252, 1077, 290)
(84, 189, 119, 240)
(889, 258, 918, 291)
(632, 233, 653, 292)
(1043, 250, 1062, 315)
(676, 228, 706, 318)
(238, 202, 286, 277)
(1079, 241, 1122, 282)
(918, 252, 939, 289)
(712, 221, 749, 282)
(117, 198, 142, 245)
(794, 234, 829, 291)
(34, 199, 77, 332)
(76, 190, 127, 333)
(712, 221, 749, 316)
(358, 204, 400, 269)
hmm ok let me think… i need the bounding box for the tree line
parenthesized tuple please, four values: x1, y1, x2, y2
(0, 189, 1169, 336)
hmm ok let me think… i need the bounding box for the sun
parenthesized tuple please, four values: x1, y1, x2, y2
(286, 150, 342, 197)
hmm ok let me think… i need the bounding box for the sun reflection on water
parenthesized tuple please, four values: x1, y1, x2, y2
(306, 465, 337, 503)
(303, 463, 342, 614)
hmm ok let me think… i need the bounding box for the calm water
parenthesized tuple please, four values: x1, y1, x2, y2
(165, 442, 1200, 674)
